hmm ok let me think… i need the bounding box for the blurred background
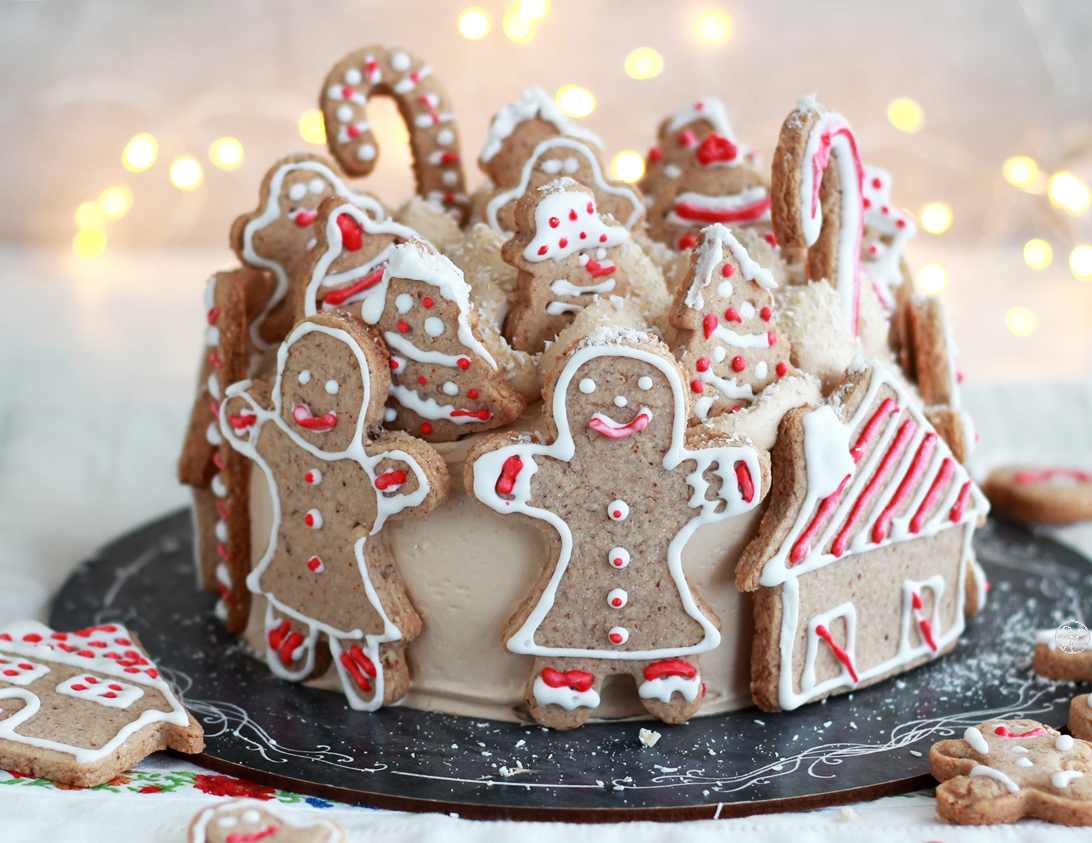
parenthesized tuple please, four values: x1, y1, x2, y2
(2, 0, 1092, 619)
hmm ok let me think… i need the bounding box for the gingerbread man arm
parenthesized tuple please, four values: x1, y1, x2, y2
(218, 380, 273, 447)
(364, 429, 449, 526)
(465, 433, 553, 516)
(678, 433, 771, 522)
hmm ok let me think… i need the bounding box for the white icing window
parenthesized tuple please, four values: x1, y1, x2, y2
(579, 378, 596, 394)
(56, 674, 143, 709)
(298, 369, 312, 384)
(325, 379, 339, 395)
(0, 656, 50, 686)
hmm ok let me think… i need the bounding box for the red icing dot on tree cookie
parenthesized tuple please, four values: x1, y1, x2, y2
(457, 357, 471, 370)
(422, 297, 434, 308)
(732, 356, 746, 373)
(691, 378, 704, 393)
(696, 357, 711, 372)
(721, 263, 735, 277)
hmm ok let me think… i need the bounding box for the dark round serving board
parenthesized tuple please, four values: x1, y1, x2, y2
(51, 510, 1090, 822)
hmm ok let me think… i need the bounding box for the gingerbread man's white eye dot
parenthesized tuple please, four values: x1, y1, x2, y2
(424, 317, 445, 337)
(298, 369, 312, 384)
(288, 183, 307, 202)
(216, 816, 239, 828)
(240, 809, 262, 823)
(638, 376, 653, 390)
(308, 178, 326, 195)
(541, 159, 562, 175)
(395, 293, 414, 314)
(579, 378, 596, 394)
(325, 379, 339, 395)
(563, 156, 579, 173)
(614, 395, 628, 407)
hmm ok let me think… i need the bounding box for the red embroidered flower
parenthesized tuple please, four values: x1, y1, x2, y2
(193, 774, 275, 800)
(139, 785, 163, 794)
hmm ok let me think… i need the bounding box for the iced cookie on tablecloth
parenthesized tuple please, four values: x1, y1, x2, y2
(190, 799, 345, 843)
(465, 327, 769, 729)
(930, 719, 1092, 825)
(220, 309, 447, 710)
(0, 621, 203, 787)
(983, 465, 1092, 524)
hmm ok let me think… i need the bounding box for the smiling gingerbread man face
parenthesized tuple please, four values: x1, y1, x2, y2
(191, 798, 344, 843)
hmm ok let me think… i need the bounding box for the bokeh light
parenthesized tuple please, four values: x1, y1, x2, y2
(518, 0, 548, 21)
(72, 227, 107, 259)
(458, 8, 490, 39)
(918, 264, 947, 294)
(75, 201, 104, 230)
(698, 11, 731, 43)
(99, 186, 132, 219)
(123, 134, 157, 172)
(887, 98, 924, 133)
(299, 109, 326, 144)
(919, 202, 952, 234)
(504, 12, 534, 41)
(1049, 172, 1091, 214)
(1023, 239, 1052, 270)
(210, 137, 244, 170)
(1070, 245, 1092, 278)
(612, 152, 645, 184)
(170, 156, 203, 190)
(1003, 156, 1038, 188)
(556, 86, 595, 118)
(1006, 307, 1037, 336)
(624, 48, 664, 80)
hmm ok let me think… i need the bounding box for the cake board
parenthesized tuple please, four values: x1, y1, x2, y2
(50, 510, 1088, 822)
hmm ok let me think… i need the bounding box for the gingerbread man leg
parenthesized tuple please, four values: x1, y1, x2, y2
(630, 656, 704, 724)
(525, 656, 605, 730)
(263, 607, 321, 682)
(328, 638, 411, 711)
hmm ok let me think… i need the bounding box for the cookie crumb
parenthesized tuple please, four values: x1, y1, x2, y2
(838, 806, 858, 822)
(639, 728, 661, 747)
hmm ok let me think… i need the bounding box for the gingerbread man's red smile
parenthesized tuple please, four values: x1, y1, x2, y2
(588, 407, 652, 440)
(292, 404, 338, 432)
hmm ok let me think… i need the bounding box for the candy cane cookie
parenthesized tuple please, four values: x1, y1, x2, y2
(321, 45, 469, 223)
(771, 96, 865, 336)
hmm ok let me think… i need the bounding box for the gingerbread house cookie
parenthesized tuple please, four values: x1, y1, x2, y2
(736, 359, 989, 710)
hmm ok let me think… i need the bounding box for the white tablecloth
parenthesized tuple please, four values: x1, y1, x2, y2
(2, 246, 1091, 840)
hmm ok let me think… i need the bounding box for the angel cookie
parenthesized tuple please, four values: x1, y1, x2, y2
(231, 153, 385, 349)
(0, 621, 203, 786)
(220, 310, 448, 710)
(931, 719, 1092, 825)
(501, 178, 637, 353)
(479, 87, 643, 237)
(669, 224, 794, 421)
(466, 328, 769, 729)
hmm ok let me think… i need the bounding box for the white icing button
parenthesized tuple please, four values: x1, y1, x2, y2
(607, 589, 628, 609)
(713, 346, 727, 363)
(755, 361, 769, 380)
(215, 520, 228, 542)
(391, 51, 411, 71)
(1015, 757, 1034, 767)
(396, 293, 414, 314)
(442, 171, 458, 186)
(716, 280, 733, 298)
(211, 475, 228, 498)
(288, 183, 307, 202)
(424, 317, 445, 337)
(307, 556, 325, 573)
(608, 500, 629, 521)
(325, 379, 339, 394)
(298, 369, 312, 384)
(579, 378, 596, 394)
(344, 68, 362, 85)
(608, 626, 629, 645)
(437, 129, 454, 146)
(442, 381, 459, 396)
(205, 422, 223, 446)
(1057, 735, 1075, 751)
(638, 376, 653, 390)
(207, 372, 221, 400)
(240, 809, 262, 823)
(304, 509, 323, 529)
(614, 395, 628, 407)
(384, 407, 397, 422)
(608, 547, 630, 569)
(308, 178, 326, 195)
(740, 301, 756, 319)
(305, 469, 322, 485)
(337, 104, 353, 122)
(357, 143, 377, 162)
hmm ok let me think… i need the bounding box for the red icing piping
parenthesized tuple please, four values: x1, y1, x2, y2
(322, 266, 386, 307)
(949, 481, 972, 523)
(495, 455, 523, 495)
(672, 197, 771, 225)
(292, 405, 337, 431)
(850, 397, 897, 462)
(790, 474, 851, 565)
(643, 659, 698, 682)
(541, 667, 594, 692)
(815, 623, 859, 683)
(910, 458, 955, 533)
(735, 461, 755, 504)
(871, 432, 937, 543)
(588, 411, 652, 440)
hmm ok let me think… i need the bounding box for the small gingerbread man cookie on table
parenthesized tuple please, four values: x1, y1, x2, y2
(465, 327, 769, 729)
(189, 799, 345, 843)
(220, 310, 448, 710)
(930, 719, 1092, 825)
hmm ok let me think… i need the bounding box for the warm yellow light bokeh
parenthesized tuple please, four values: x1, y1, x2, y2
(624, 48, 664, 80)
(518, 0, 548, 21)
(918, 264, 947, 294)
(504, 12, 534, 41)
(1003, 156, 1038, 188)
(698, 11, 731, 43)
(1006, 306, 1037, 336)
(1023, 239, 1052, 270)
(887, 98, 924, 133)
(612, 152, 645, 184)
(1049, 172, 1091, 214)
(75, 201, 104, 230)
(458, 8, 490, 39)
(170, 156, 203, 190)
(299, 109, 326, 144)
(99, 186, 132, 219)
(919, 202, 952, 234)
(210, 137, 244, 170)
(1070, 245, 1092, 278)
(123, 134, 157, 172)
(557, 86, 595, 118)
(73, 227, 107, 259)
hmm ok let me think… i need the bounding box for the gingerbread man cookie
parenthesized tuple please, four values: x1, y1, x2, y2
(0, 621, 204, 787)
(668, 223, 794, 421)
(501, 178, 635, 353)
(322, 45, 469, 222)
(466, 328, 769, 729)
(930, 719, 1092, 825)
(771, 96, 866, 336)
(479, 87, 643, 237)
(230, 153, 385, 349)
(220, 310, 448, 710)
(189, 799, 345, 843)
(984, 466, 1092, 524)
